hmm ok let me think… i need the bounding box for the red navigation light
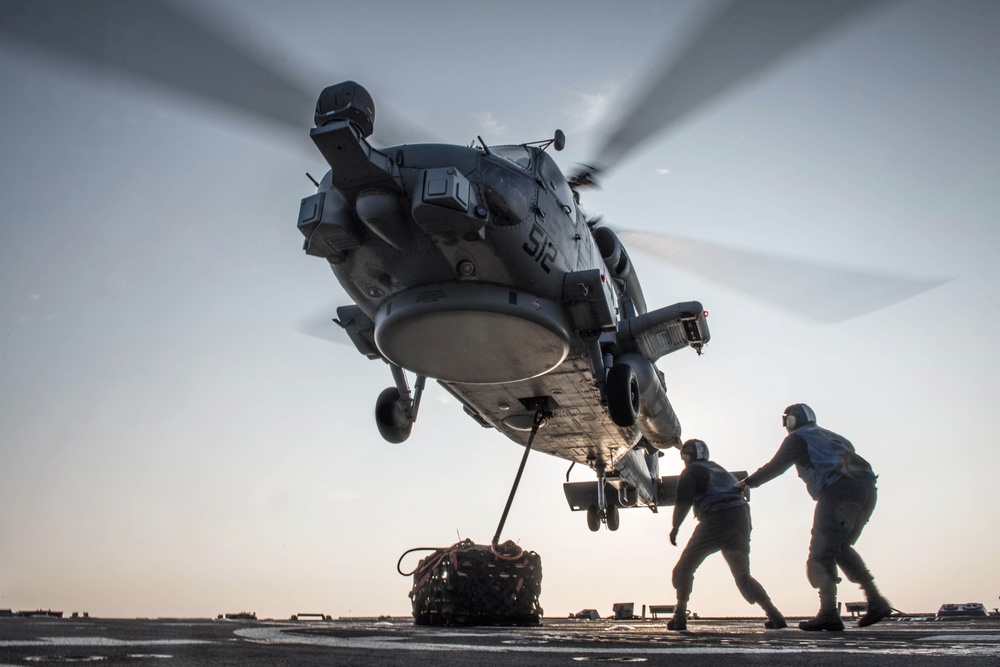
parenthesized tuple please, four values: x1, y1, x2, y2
(702, 311, 709, 318)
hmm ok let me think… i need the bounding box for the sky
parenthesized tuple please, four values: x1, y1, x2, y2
(1, 0, 999, 620)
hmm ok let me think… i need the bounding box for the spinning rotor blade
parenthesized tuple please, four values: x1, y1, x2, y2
(584, 0, 895, 181)
(0, 0, 313, 136)
(294, 306, 351, 345)
(617, 230, 949, 324)
(0, 0, 431, 147)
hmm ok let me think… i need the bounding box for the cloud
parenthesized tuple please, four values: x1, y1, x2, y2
(475, 111, 508, 136)
(564, 87, 614, 132)
(656, 168, 671, 175)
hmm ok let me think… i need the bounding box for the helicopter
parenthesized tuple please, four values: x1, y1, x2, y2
(293, 1, 945, 532)
(298, 79, 709, 532)
(2, 0, 942, 534)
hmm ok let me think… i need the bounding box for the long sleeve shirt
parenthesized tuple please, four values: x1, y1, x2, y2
(671, 463, 709, 531)
(742, 433, 809, 489)
(744, 429, 875, 495)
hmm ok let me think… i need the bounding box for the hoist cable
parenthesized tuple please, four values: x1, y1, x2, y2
(491, 407, 548, 551)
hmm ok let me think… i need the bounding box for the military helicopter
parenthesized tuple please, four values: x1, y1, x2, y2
(3, 0, 938, 532)
(293, 1, 944, 532)
(297, 78, 709, 532)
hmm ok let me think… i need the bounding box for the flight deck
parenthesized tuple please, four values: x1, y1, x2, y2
(2, 615, 998, 666)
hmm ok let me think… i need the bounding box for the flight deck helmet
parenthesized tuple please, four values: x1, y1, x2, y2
(680, 439, 710, 465)
(782, 403, 817, 432)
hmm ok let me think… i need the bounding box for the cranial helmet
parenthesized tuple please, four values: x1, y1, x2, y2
(782, 403, 817, 431)
(681, 439, 710, 462)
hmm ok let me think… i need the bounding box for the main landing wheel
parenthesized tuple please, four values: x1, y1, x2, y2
(586, 505, 601, 532)
(375, 387, 413, 443)
(607, 363, 640, 427)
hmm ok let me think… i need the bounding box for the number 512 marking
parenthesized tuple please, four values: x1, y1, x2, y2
(523, 222, 557, 273)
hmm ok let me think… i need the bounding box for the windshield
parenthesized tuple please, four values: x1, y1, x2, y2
(480, 154, 535, 227)
(490, 145, 533, 171)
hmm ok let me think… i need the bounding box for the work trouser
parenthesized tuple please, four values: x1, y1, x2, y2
(807, 475, 878, 596)
(672, 504, 770, 605)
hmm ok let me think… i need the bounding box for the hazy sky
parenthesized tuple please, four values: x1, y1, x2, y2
(2, 0, 999, 620)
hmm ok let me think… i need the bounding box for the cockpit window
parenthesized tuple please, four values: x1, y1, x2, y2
(490, 145, 533, 171)
(480, 154, 536, 227)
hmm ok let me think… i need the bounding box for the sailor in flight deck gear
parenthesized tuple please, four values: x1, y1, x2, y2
(667, 439, 786, 632)
(738, 404, 893, 631)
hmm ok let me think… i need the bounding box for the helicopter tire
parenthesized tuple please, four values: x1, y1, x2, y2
(586, 505, 601, 532)
(606, 363, 640, 427)
(375, 386, 413, 443)
(605, 504, 620, 531)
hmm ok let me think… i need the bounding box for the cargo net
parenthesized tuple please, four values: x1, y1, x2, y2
(399, 539, 543, 626)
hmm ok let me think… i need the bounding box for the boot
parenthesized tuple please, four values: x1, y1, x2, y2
(760, 599, 787, 630)
(858, 582, 893, 627)
(667, 602, 687, 631)
(798, 611, 844, 632)
(799, 590, 844, 632)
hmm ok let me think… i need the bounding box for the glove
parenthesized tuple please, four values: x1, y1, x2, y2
(669, 527, 679, 547)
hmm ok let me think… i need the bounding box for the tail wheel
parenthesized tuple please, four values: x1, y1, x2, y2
(605, 504, 620, 531)
(607, 363, 640, 427)
(375, 386, 413, 443)
(586, 505, 601, 532)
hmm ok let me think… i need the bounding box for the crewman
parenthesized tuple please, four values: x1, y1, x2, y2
(737, 403, 893, 631)
(668, 438, 786, 631)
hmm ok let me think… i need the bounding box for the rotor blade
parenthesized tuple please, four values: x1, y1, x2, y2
(591, 0, 896, 174)
(0, 0, 316, 135)
(294, 309, 351, 345)
(0, 0, 432, 146)
(617, 230, 950, 323)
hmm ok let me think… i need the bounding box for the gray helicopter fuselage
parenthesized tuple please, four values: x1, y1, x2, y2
(298, 115, 709, 511)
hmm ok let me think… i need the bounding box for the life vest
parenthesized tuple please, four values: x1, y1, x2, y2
(690, 460, 747, 518)
(794, 424, 874, 499)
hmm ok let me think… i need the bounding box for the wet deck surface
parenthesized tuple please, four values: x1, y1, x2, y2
(2, 615, 999, 665)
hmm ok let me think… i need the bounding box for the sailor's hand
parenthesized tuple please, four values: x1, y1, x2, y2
(734, 480, 748, 492)
(669, 527, 679, 546)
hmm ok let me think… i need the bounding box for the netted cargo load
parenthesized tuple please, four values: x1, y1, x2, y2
(400, 539, 543, 626)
